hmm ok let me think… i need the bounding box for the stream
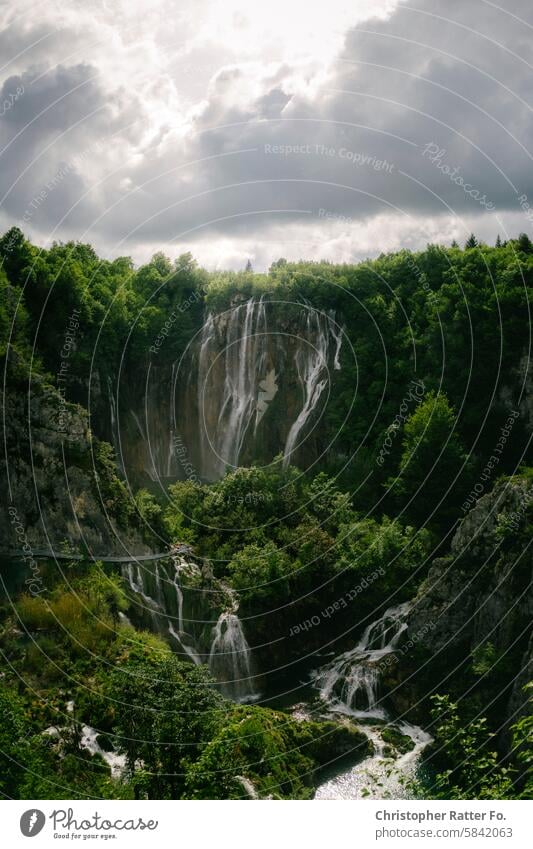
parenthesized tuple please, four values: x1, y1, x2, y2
(123, 558, 432, 799)
(310, 602, 432, 799)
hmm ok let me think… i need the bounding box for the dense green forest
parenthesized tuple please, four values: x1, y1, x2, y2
(0, 227, 531, 800)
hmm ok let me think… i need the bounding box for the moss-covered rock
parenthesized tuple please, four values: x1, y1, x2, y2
(184, 707, 371, 799)
(381, 726, 415, 754)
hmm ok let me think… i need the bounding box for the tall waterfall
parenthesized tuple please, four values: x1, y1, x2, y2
(107, 376, 124, 474)
(197, 297, 271, 480)
(282, 309, 329, 469)
(313, 602, 411, 717)
(194, 298, 343, 479)
(208, 612, 257, 702)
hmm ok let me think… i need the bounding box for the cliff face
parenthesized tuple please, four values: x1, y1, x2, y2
(383, 475, 533, 730)
(93, 298, 344, 485)
(1, 365, 151, 557)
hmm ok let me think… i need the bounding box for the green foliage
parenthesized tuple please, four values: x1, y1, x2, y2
(471, 642, 500, 677)
(109, 649, 226, 799)
(183, 708, 369, 800)
(134, 488, 164, 537)
(184, 706, 315, 799)
(388, 392, 469, 529)
(228, 542, 294, 607)
(511, 684, 533, 798)
(337, 515, 431, 593)
(93, 441, 135, 529)
(419, 694, 516, 799)
(16, 564, 128, 657)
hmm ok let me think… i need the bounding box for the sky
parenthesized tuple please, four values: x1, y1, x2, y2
(1, 0, 532, 269)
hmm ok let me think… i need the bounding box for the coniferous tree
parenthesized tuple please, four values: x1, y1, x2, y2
(517, 232, 533, 253)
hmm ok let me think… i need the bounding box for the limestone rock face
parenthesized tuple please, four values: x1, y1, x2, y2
(1, 374, 150, 557)
(93, 299, 343, 484)
(383, 476, 532, 731)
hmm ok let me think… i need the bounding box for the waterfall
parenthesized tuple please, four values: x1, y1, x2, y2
(124, 563, 162, 615)
(208, 612, 256, 702)
(329, 310, 343, 371)
(196, 297, 271, 479)
(107, 376, 124, 474)
(313, 602, 411, 717)
(174, 572, 184, 633)
(166, 361, 177, 477)
(168, 557, 201, 664)
(130, 410, 147, 441)
(213, 297, 271, 478)
(313, 602, 433, 799)
(123, 562, 163, 632)
(197, 312, 216, 476)
(193, 298, 342, 479)
(282, 310, 330, 468)
(168, 622, 201, 665)
(357, 602, 411, 653)
(80, 725, 126, 778)
(122, 560, 201, 664)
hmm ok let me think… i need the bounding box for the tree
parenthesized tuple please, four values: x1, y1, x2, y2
(495, 234, 502, 248)
(419, 694, 515, 799)
(0, 227, 34, 283)
(228, 541, 293, 607)
(245, 259, 253, 272)
(517, 233, 533, 253)
(110, 650, 225, 798)
(388, 392, 468, 529)
(465, 233, 478, 249)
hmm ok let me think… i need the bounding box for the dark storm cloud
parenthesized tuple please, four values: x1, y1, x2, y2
(0, 60, 142, 232)
(96, 0, 533, 249)
(1, 0, 533, 259)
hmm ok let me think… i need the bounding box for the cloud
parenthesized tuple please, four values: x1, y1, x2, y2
(1, 0, 532, 266)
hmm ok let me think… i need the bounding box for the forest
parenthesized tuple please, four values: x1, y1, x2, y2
(0, 226, 531, 800)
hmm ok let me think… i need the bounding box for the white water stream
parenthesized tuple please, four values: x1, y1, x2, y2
(312, 602, 432, 799)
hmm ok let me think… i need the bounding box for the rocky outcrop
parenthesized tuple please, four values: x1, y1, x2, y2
(1, 365, 151, 557)
(382, 475, 533, 731)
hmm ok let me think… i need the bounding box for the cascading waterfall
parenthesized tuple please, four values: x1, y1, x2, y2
(312, 602, 433, 799)
(197, 297, 272, 479)
(356, 601, 411, 653)
(197, 312, 216, 476)
(122, 560, 256, 688)
(329, 310, 343, 372)
(166, 361, 178, 477)
(216, 297, 268, 472)
(314, 602, 411, 716)
(168, 556, 201, 664)
(208, 612, 256, 702)
(124, 562, 163, 630)
(122, 559, 201, 664)
(194, 298, 342, 479)
(102, 299, 343, 483)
